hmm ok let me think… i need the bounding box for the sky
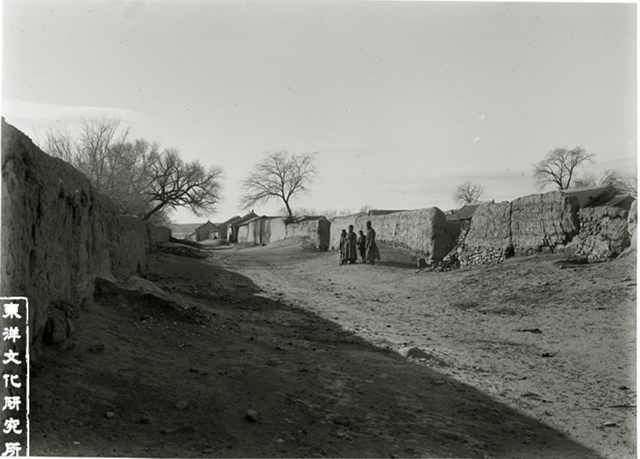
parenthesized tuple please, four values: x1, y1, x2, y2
(2, 0, 637, 223)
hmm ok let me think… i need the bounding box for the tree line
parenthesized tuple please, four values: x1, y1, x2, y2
(45, 117, 636, 223)
(454, 147, 636, 207)
(45, 117, 224, 224)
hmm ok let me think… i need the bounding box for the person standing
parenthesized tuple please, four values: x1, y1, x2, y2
(345, 225, 358, 264)
(339, 229, 347, 265)
(365, 221, 381, 264)
(356, 230, 366, 263)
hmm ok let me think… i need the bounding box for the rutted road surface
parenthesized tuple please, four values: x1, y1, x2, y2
(215, 240, 636, 458)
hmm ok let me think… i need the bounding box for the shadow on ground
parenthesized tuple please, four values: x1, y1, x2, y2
(29, 252, 600, 458)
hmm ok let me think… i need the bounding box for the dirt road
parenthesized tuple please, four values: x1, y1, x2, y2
(29, 240, 634, 458)
(215, 240, 636, 458)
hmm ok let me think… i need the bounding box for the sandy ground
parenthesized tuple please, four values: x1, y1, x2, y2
(29, 239, 635, 458)
(215, 240, 637, 459)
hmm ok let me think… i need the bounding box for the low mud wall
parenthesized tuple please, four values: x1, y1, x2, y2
(510, 192, 580, 255)
(458, 201, 512, 268)
(363, 208, 456, 263)
(147, 223, 172, 246)
(286, 218, 330, 250)
(330, 209, 456, 264)
(1, 119, 149, 349)
(268, 218, 287, 243)
(458, 190, 633, 268)
(329, 215, 359, 250)
(569, 206, 631, 261)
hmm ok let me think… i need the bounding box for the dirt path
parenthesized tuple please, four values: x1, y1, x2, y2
(214, 240, 637, 458)
(29, 244, 610, 458)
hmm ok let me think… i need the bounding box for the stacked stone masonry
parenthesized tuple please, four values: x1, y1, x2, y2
(569, 206, 631, 262)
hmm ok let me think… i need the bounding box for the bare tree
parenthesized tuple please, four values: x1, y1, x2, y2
(143, 148, 224, 220)
(453, 181, 485, 206)
(240, 151, 318, 217)
(533, 147, 595, 190)
(359, 204, 376, 214)
(570, 172, 598, 189)
(45, 117, 224, 222)
(600, 169, 637, 197)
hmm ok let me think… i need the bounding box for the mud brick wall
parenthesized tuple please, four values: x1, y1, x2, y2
(147, 222, 171, 246)
(361, 208, 456, 264)
(459, 201, 512, 268)
(1, 119, 149, 347)
(268, 217, 287, 243)
(329, 215, 359, 250)
(569, 206, 631, 261)
(286, 218, 330, 250)
(510, 192, 580, 255)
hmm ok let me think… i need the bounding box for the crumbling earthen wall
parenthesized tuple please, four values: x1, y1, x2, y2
(458, 201, 512, 268)
(510, 192, 580, 255)
(627, 200, 637, 248)
(1, 119, 149, 348)
(569, 206, 631, 262)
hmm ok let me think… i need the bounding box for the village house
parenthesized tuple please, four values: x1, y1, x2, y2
(194, 220, 219, 241)
(228, 211, 258, 243)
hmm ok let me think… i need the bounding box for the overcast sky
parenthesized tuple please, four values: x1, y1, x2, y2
(2, 0, 637, 223)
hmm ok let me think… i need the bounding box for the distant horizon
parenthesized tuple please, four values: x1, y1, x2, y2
(3, 1, 636, 224)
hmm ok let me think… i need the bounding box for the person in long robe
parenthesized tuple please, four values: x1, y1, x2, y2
(345, 225, 358, 264)
(339, 229, 347, 265)
(356, 230, 367, 263)
(365, 221, 381, 264)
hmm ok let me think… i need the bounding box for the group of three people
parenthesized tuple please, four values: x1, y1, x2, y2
(339, 221, 381, 265)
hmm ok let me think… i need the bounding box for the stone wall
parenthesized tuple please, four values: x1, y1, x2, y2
(510, 192, 579, 255)
(569, 206, 631, 262)
(1, 119, 149, 349)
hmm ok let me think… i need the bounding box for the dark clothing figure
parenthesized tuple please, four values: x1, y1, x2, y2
(345, 226, 358, 264)
(339, 230, 347, 265)
(365, 222, 381, 264)
(356, 231, 366, 263)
